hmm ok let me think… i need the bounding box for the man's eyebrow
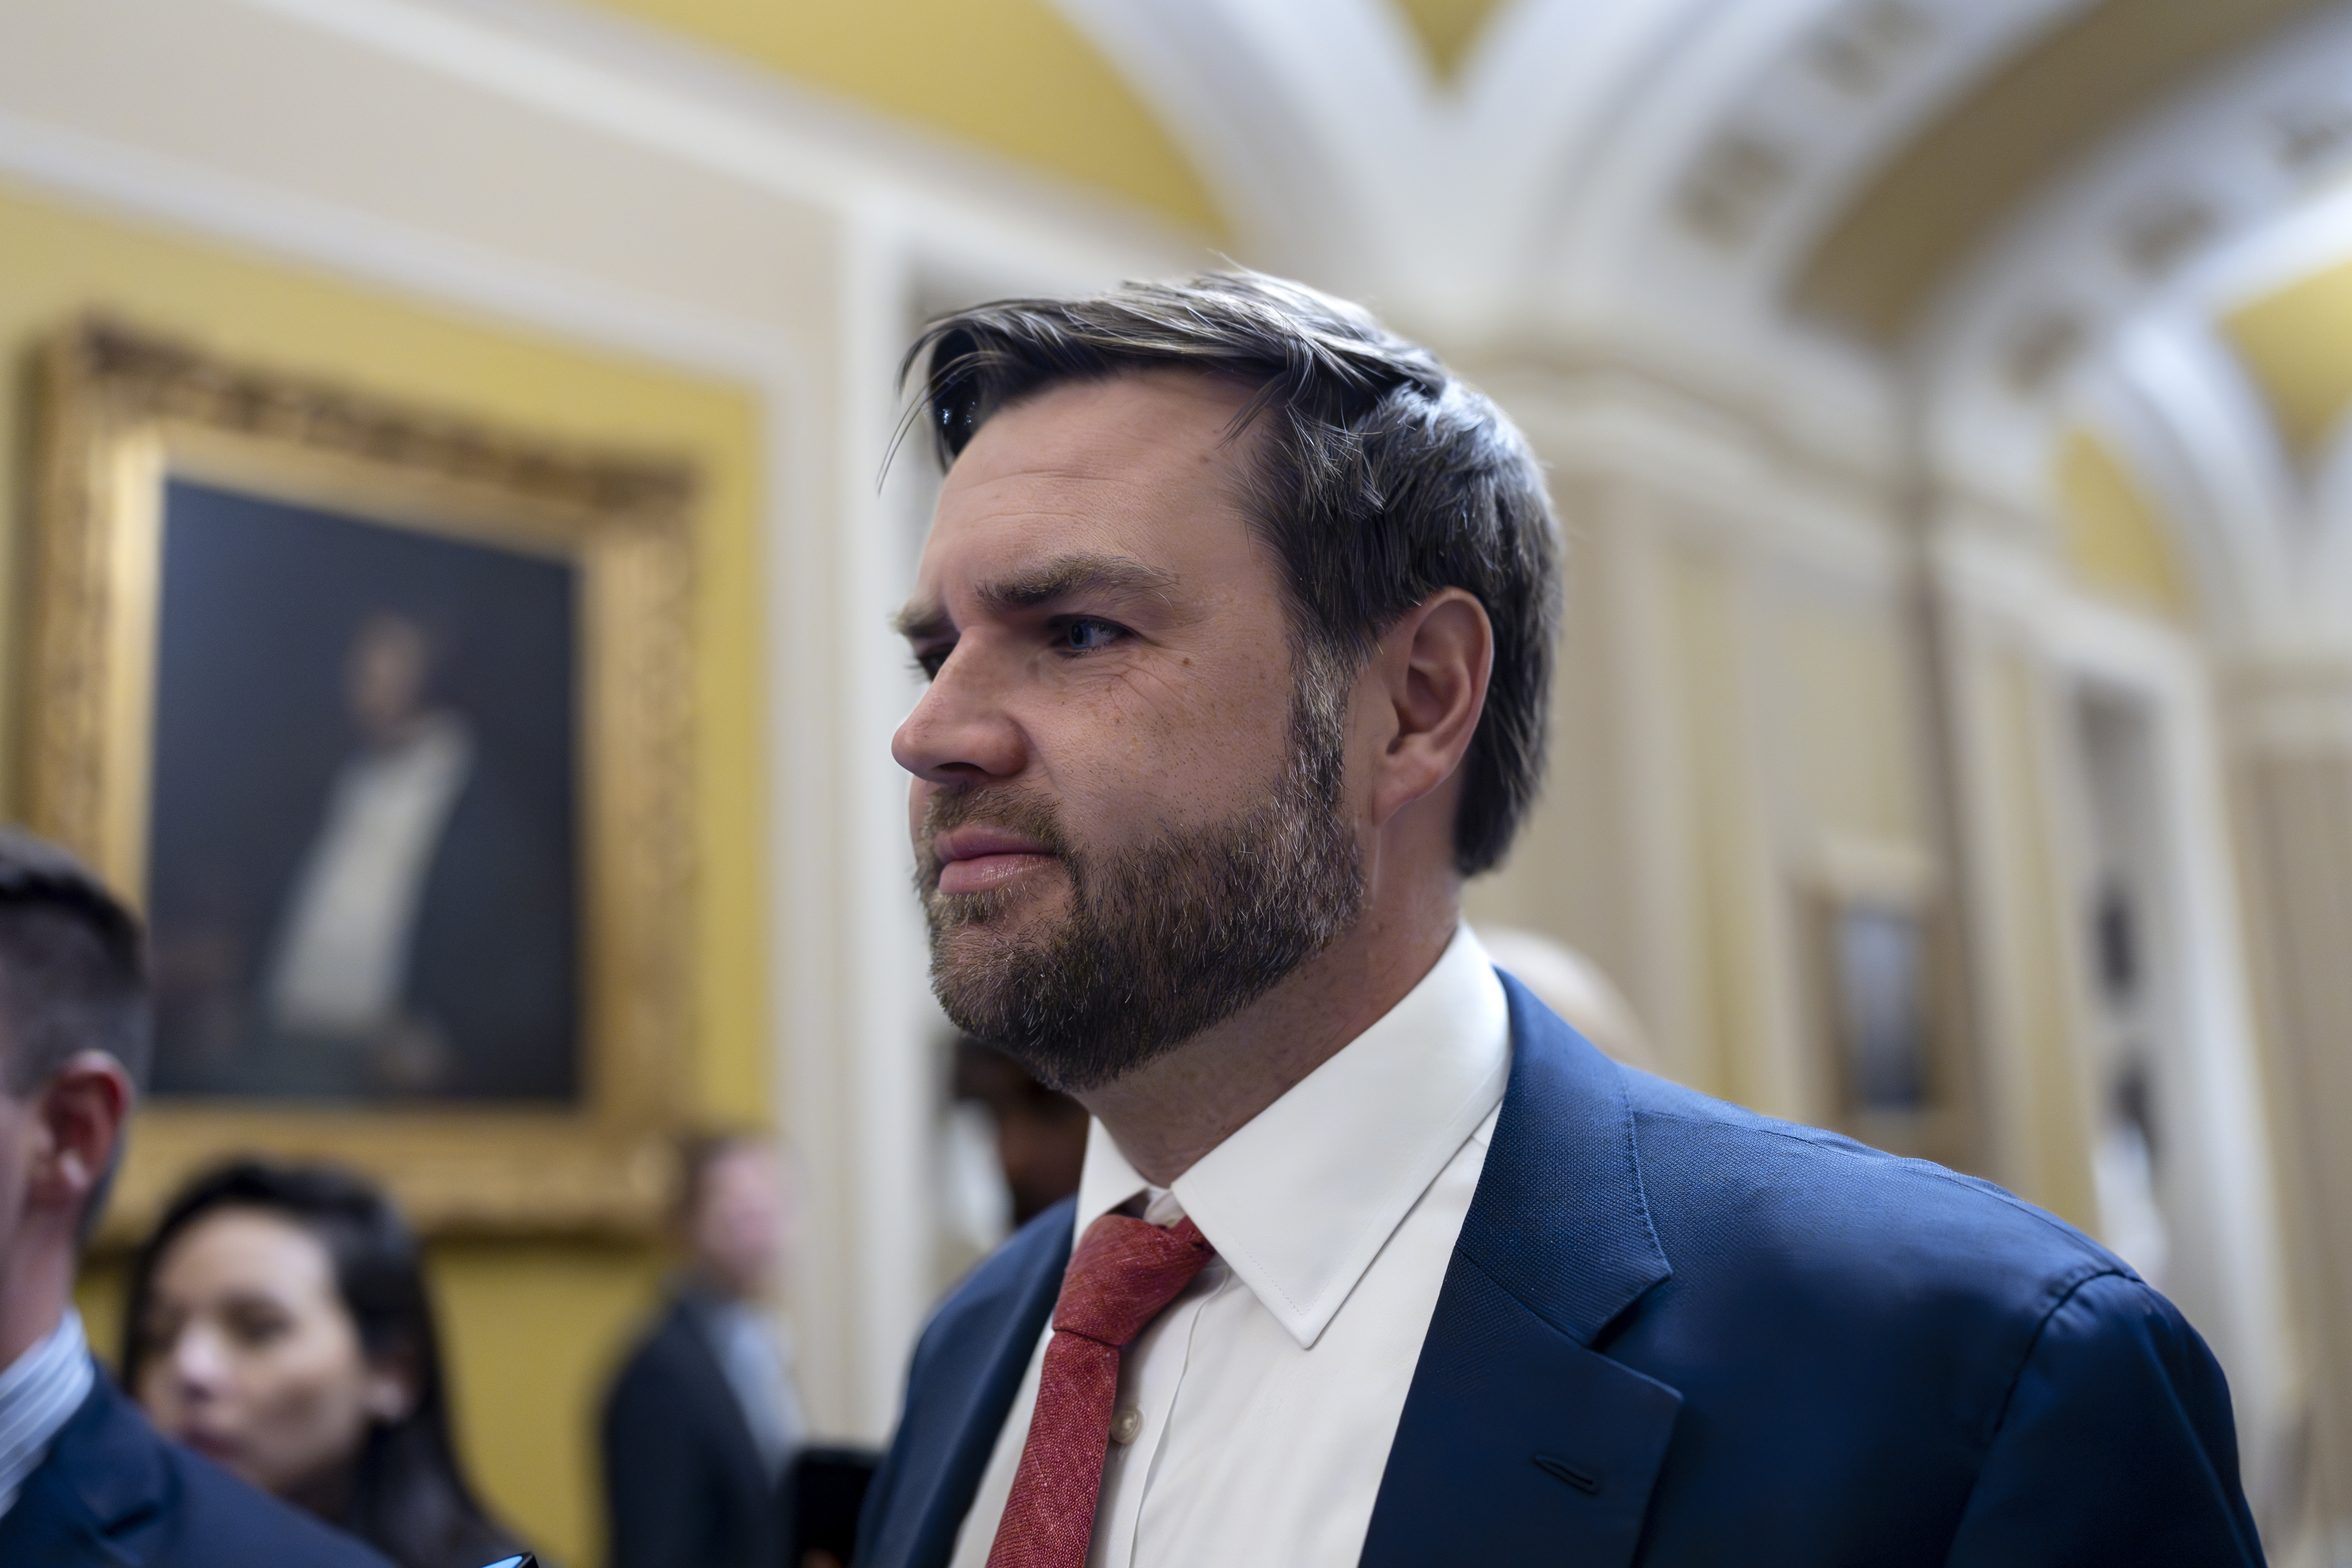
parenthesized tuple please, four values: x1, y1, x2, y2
(892, 554, 1181, 640)
(978, 554, 1180, 615)
(891, 599, 949, 641)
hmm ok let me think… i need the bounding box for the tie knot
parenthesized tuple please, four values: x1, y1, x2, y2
(1052, 1213, 1215, 1347)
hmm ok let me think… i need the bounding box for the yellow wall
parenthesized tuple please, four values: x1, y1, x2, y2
(578, 0, 1224, 237)
(7, 177, 773, 1568)
(2055, 428, 2192, 620)
(1393, 0, 1512, 81)
(2224, 255, 2352, 463)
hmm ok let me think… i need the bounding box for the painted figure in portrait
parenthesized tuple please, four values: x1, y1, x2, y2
(144, 479, 580, 1103)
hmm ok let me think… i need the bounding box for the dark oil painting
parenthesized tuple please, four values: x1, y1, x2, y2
(145, 478, 581, 1104)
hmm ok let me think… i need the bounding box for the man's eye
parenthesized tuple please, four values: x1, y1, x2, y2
(912, 645, 952, 680)
(1057, 618, 1124, 653)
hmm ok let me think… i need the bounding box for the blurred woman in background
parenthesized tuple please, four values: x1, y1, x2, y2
(121, 1160, 531, 1568)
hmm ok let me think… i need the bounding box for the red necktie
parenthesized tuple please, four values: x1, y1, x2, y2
(985, 1213, 1215, 1568)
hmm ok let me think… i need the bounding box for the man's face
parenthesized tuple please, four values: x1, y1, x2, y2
(892, 372, 1363, 1090)
(690, 1144, 792, 1299)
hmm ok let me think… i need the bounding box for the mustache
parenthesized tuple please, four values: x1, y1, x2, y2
(916, 787, 1072, 893)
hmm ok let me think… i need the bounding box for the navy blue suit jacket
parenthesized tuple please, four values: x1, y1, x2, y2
(0, 1374, 393, 1568)
(603, 1296, 791, 1568)
(858, 974, 2262, 1566)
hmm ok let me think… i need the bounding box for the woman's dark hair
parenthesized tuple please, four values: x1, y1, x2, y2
(120, 1160, 521, 1568)
(902, 270, 1563, 877)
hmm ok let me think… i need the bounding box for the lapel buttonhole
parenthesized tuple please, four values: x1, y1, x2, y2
(1533, 1454, 1600, 1494)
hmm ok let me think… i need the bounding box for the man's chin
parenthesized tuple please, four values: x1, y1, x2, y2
(926, 876, 1068, 936)
(925, 894, 1054, 977)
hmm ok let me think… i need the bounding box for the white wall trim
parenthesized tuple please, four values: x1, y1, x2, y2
(231, 0, 1204, 286)
(0, 106, 802, 386)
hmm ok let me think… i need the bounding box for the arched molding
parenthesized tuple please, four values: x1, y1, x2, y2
(2095, 319, 2294, 641)
(1040, 0, 1433, 302)
(1917, 4, 2352, 652)
(1796, 0, 2331, 343)
(1540, 0, 2084, 326)
(1045, 0, 2083, 361)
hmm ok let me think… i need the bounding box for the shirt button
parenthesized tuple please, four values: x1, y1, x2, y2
(1109, 1407, 1144, 1446)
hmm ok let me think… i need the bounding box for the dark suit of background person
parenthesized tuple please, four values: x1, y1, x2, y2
(0, 827, 389, 1568)
(8, 1376, 395, 1568)
(602, 1135, 803, 1568)
(603, 1295, 791, 1568)
(860, 979, 2262, 1568)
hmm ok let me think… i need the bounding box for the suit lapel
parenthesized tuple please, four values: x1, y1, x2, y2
(0, 1379, 168, 1567)
(1361, 974, 1682, 1568)
(0, 1459, 141, 1566)
(861, 1201, 1073, 1568)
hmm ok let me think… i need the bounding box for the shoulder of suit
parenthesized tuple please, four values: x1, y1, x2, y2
(1616, 1066, 2127, 1302)
(56, 1384, 396, 1568)
(606, 1298, 718, 1390)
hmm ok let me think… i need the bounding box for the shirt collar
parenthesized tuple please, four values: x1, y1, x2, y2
(1075, 924, 1510, 1349)
(0, 1309, 95, 1520)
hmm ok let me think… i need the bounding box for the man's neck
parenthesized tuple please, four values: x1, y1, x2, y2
(0, 1233, 72, 1372)
(1076, 882, 1461, 1186)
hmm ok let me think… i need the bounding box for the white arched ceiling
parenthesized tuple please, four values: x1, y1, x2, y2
(1920, 1, 2352, 653)
(1048, 0, 2082, 345)
(1047, 0, 2091, 475)
(1057, 0, 2352, 644)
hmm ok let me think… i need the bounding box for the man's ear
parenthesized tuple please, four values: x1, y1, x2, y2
(32, 1052, 132, 1220)
(1361, 587, 1493, 830)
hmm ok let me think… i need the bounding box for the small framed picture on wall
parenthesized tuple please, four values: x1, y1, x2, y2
(1803, 837, 1962, 1165)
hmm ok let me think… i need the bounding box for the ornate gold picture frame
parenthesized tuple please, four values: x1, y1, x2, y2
(27, 320, 696, 1239)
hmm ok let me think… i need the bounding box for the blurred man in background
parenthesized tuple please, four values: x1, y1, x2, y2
(0, 827, 387, 1567)
(602, 1132, 806, 1568)
(953, 1038, 1089, 1228)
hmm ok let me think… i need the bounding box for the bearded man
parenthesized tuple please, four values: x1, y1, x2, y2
(858, 274, 2259, 1568)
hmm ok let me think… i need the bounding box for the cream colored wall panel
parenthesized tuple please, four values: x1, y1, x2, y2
(1, 3, 838, 326)
(1937, 594, 2100, 1222)
(1666, 539, 1817, 1123)
(1770, 600, 1929, 848)
(1465, 475, 1630, 974)
(2238, 743, 2352, 1536)
(1993, 650, 2103, 1228)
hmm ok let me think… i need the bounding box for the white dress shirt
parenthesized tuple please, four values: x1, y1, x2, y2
(0, 1310, 95, 1520)
(948, 924, 1511, 1568)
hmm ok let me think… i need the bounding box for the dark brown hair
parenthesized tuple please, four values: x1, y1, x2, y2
(902, 270, 1562, 875)
(0, 826, 149, 1094)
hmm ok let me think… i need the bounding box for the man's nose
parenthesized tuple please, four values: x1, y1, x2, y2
(892, 643, 1027, 784)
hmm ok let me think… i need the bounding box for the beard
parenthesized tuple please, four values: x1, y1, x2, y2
(917, 676, 1364, 1093)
